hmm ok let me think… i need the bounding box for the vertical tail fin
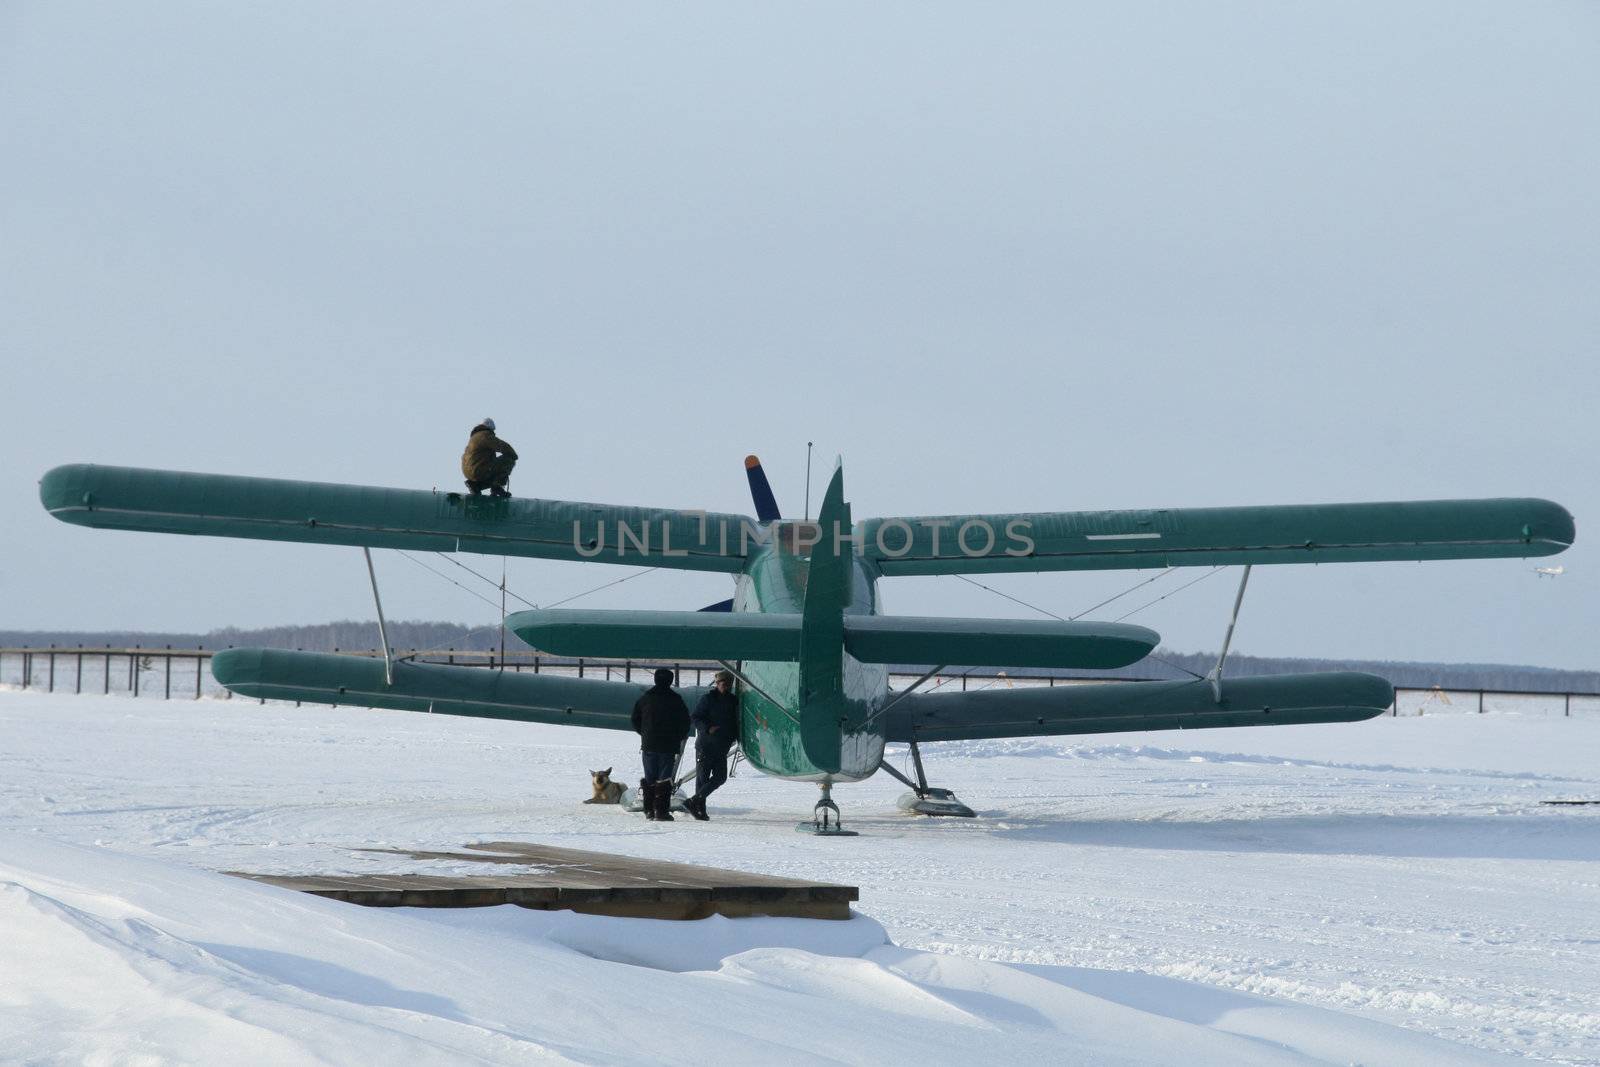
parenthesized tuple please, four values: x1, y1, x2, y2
(799, 465, 851, 769)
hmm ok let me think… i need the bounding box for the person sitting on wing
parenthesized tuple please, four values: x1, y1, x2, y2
(461, 417, 518, 498)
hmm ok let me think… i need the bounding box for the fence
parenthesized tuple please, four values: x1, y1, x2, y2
(0, 646, 1596, 717)
(0, 646, 734, 703)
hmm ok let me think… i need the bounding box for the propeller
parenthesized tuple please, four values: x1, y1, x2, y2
(744, 454, 781, 522)
(697, 455, 780, 613)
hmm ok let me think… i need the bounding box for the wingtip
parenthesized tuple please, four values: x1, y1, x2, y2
(39, 463, 92, 518)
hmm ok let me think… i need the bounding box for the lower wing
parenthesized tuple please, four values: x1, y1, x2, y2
(887, 672, 1394, 741)
(209, 648, 696, 729)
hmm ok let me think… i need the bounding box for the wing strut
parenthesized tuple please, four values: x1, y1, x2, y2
(861, 663, 947, 733)
(871, 665, 974, 818)
(1206, 564, 1252, 703)
(877, 737, 976, 818)
(363, 547, 395, 686)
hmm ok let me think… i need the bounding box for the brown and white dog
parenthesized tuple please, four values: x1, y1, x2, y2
(584, 767, 626, 804)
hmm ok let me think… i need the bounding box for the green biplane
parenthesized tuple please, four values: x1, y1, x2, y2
(39, 458, 1574, 832)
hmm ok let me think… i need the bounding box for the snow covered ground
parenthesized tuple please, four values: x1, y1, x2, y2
(1, 689, 1596, 1064)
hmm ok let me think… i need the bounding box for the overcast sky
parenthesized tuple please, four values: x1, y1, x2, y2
(2, 2, 1594, 669)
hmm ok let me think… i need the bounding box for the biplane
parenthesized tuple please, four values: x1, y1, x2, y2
(39, 458, 1574, 833)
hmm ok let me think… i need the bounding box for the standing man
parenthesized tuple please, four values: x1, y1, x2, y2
(687, 669, 739, 820)
(461, 418, 518, 498)
(631, 668, 691, 822)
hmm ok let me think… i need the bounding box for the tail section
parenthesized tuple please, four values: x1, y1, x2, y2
(799, 465, 852, 769)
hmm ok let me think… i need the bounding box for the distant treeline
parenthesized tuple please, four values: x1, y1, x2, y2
(0, 622, 1594, 694)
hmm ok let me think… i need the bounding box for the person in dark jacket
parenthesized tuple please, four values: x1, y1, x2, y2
(686, 669, 739, 820)
(631, 668, 691, 822)
(461, 418, 518, 498)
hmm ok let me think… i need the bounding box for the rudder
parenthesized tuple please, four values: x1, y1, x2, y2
(798, 464, 851, 770)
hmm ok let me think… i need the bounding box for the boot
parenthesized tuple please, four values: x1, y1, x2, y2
(688, 795, 709, 821)
(639, 780, 657, 820)
(653, 780, 675, 821)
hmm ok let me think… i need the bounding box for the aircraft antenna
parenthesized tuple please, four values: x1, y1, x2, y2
(804, 441, 814, 521)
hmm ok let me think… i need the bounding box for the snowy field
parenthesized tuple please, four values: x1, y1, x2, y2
(2, 689, 1596, 1065)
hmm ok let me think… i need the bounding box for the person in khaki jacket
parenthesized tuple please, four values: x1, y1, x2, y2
(461, 418, 518, 498)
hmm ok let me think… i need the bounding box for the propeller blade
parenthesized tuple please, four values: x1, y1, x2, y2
(744, 454, 781, 522)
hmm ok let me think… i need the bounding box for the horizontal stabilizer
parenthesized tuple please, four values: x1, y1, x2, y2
(209, 648, 687, 728)
(859, 498, 1574, 575)
(511, 608, 1158, 670)
(888, 671, 1394, 742)
(845, 615, 1157, 669)
(509, 608, 800, 662)
(40, 464, 751, 572)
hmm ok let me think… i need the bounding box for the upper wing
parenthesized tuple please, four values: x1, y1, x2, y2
(887, 672, 1395, 742)
(40, 464, 751, 572)
(857, 498, 1574, 575)
(210, 647, 696, 729)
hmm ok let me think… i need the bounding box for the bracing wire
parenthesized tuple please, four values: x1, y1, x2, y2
(401, 549, 657, 615)
(953, 575, 1067, 621)
(394, 549, 661, 659)
(1111, 566, 1226, 622)
(388, 551, 508, 658)
(434, 553, 538, 609)
(1110, 566, 1234, 680)
(954, 567, 1179, 624)
(396, 551, 503, 610)
(1142, 652, 1207, 681)
(540, 567, 657, 609)
(1066, 568, 1175, 620)
(948, 564, 1224, 684)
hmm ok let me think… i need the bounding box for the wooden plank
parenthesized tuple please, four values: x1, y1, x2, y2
(466, 841, 848, 889)
(228, 839, 858, 920)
